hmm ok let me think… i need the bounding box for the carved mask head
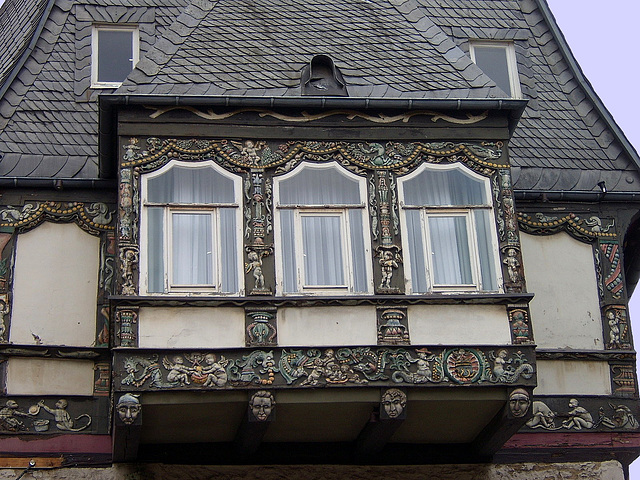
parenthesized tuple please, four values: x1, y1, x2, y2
(509, 389, 530, 418)
(382, 388, 407, 419)
(250, 390, 275, 421)
(117, 393, 141, 425)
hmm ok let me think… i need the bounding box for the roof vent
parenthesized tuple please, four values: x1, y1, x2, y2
(301, 55, 348, 96)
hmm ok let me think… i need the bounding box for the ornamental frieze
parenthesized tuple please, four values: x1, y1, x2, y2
(517, 212, 616, 242)
(121, 137, 506, 172)
(114, 346, 535, 391)
(519, 396, 640, 433)
(0, 202, 115, 236)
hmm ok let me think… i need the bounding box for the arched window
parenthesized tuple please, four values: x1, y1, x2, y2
(399, 163, 501, 293)
(141, 160, 242, 294)
(274, 162, 372, 294)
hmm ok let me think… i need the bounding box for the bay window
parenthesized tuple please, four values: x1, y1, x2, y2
(399, 164, 500, 293)
(141, 161, 242, 294)
(275, 162, 372, 294)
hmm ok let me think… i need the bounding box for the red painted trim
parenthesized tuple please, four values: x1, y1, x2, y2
(503, 432, 640, 450)
(0, 435, 111, 454)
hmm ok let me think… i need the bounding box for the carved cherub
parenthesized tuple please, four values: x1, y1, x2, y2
(163, 356, 192, 385)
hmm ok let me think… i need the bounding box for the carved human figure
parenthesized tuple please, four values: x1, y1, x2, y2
(0, 400, 29, 432)
(116, 393, 141, 425)
(562, 399, 593, 430)
(492, 349, 509, 379)
(503, 248, 520, 284)
(526, 401, 556, 429)
(381, 388, 407, 419)
(508, 388, 530, 418)
(0, 297, 9, 341)
(38, 399, 91, 432)
(607, 310, 621, 346)
(379, 250, 398, 289)
(164, 356, 191, 385)
(245, 250, 265, 291)
(202, 353, 228, 387)
(249, 390, 275, 421)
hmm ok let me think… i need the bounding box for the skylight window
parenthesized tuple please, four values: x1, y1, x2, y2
(470, 41, 521, 98)
(91, 25, 139, 88)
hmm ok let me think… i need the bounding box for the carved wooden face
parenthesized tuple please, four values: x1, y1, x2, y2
(382, 389, 407, 418)
(509, 389, 530, 418)
(117, 397, 141, 425)
(250, 395, 274, 421)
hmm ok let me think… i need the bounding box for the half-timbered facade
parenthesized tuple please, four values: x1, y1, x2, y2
(0, 0, 639, 478)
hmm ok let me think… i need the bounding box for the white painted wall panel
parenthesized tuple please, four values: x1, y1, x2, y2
(278, 306, 377, 346)
(521, 232, 603, 350)
(408, 305, 510, 345)
(535, 360, 611, 395)
(10, 223, 99, 347)
(5, 358, 95, 396)
(138, 307, 245, 348)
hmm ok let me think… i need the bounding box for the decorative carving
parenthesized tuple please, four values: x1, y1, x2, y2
(0, 400, 30, 432)
(94, 363, 110, 396)
(245, 308, 277, 347)
(508, 307, 533, 344)
(375, 246, 402, 293)
(36, 399, 91, 432)
(0, 202, 115, 236)
(377, 307, 409, 345)
(517, 212, 616, 242)
(604, 305, 631, 350)
(119, 245, 139, 295)
(0, 398, 98, 433)
(611, 363, 637, 397)
(381, 388, 407, 420)
(523, 398, 639, 432)
(0, 293, 9, 343)
(122, 138, 506, 172)
(508, 388, 530, 418)
(115, 307, 139, 347)
(0, 232, 13, 293)
(249, 390, 275, 422)
(145, 106, 490, 125)
(600, 241, 624, 300)
(245, 247, 273, 295)
(115, 346, 536, 391)
(503, 247, 521, 285)
(116, 393, 141, 425)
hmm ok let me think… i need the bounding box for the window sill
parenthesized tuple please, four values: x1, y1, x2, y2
(110, 292, 534, 308)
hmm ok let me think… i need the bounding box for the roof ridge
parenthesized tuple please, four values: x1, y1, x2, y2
(386, 0, 508, 97)
(117, 0, 219, 93)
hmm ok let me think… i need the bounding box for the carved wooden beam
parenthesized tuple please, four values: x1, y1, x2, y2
(112, 393, 142, 463)
(470, 387, 532, 460)
(233, 390, 275, 456)
(354, 388, 406, 460)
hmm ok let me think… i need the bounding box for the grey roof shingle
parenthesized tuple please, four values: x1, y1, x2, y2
(0, 0, 638, 192)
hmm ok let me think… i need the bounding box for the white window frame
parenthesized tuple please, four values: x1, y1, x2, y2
(274, 162, 373, 295)
(91, 24, 139, 88)
(469, 41, 521, 99)
(140, 160, 244, 296)
(398, 163, 502, 294)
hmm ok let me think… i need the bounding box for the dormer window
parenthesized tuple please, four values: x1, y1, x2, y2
(91, 25, 139, 88)
(301, 55, 348, 96)
(469, 41, 521, 98)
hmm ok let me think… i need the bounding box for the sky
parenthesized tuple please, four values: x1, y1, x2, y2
(0, 0, 639, 474)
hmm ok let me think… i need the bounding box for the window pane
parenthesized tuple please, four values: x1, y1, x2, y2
(148, 165, 235, 204)
(302, 215, 344, 286)
(429, 216, 472, 285)
(172, 213, 213, 285)
(349, 209, 367, 292)
(279, 166, 361, 205)
(97, 30, 133, 83)
(405, 209, 427, 293)
(403, 168, 487, 206)
(474, 209, 498, 291)
(473, 46, 511, 96)
(280, 210, 297, 293)
(147, 207, 164, 293)
(219, 208, 238, 293)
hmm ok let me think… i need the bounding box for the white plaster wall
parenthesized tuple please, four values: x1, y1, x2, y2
(521, 232, 603, 350)
(10, 222, 100, 347)
(5, 358, 95, 396)
(408, 305, 510, 345)
(138, 307, 245, 348)
(535, 360, 611, 395)
(278, 306, 377, 346)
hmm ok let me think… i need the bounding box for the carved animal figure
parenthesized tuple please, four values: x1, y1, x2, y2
(526, 401, 557, 429)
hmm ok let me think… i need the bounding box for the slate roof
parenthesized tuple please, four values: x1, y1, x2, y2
(0, 0, 638, 192)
